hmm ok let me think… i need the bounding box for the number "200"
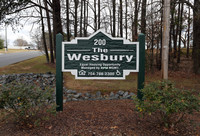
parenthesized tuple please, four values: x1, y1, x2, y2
(94, 39, 106, 45)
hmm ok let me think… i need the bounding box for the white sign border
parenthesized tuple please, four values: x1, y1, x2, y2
(62, 29, 139, 80)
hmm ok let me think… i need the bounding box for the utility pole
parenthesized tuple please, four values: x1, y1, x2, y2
(5, 23, 8, 53)
(162, 0, 170, 79)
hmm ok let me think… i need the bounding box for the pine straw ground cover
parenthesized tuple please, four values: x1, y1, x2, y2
(0, 100, 199, 136)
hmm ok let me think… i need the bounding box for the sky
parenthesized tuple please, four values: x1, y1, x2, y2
(0, 22, 34, 49)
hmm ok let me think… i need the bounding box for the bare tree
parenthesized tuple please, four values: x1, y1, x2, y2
(125, 0, 128, 39)
(83, 0, 88, 37)
(98, 0, 101, 29)
(173, 2, 181, 59)
(112, 0, 116, 37)
(186, 6, 190, 58)
(14, 38, 28, 47)
(44, 0, 54, 63)
(177, 2, 184, 63)
(94, 0, 97, 31)
(192, 0, 200, 74)
(39, 0, 49, 63)
(52, 0, 63, 58)
(133, 0, 138, 41)
(66, 0, 70, 41)
(119, 0, 123, 37)
(141, 0, 147, 34)
(74, 0, 79, 37)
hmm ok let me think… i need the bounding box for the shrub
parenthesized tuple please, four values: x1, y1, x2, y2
(133, 80, 200, 128)
(0, 82, 56, 126)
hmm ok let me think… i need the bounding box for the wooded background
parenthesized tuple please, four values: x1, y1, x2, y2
(0, 0, 199, 74)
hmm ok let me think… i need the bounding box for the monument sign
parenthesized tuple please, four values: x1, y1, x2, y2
(56, 30, 145, 111)
(62, 30, 139, 79)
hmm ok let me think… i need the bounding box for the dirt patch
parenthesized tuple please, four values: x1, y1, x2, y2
(21, 66, 32, 70)
(0, 100, 199, 136)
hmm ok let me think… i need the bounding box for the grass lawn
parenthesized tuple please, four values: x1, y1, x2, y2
(0, 49, 31, 54)
(0, 55, 199, 93)
(0, 55, 55, 74)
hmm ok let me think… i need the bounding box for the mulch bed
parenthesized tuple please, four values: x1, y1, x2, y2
(0, 100, 199, 136)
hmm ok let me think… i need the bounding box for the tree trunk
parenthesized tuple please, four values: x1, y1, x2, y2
(170, 0, 175, 63)
(80, 0, 83, 37)
(86, 1, 89, 34)
(66, 0, 70, 41)
(193, 0, 200, 74)
(186, 6, 190, 58)
(133, 0, 138, 41)
(184, 32, 187, 48)
(125, 0, 128, 39)
(162, 0, 170, 79)
(150, 0, 154, 72)
(159, 0, 164, 70)
(156, 37, 160, 69)
(132, 18, 134, 42)
(141, 0, 146, 34)
(98, 0, 100, 29)
(169, 20, 172, 63)
(109, 8, 113, 35)
(174, 2, 181, 59)
(117, 6, 120, 37)
(84, 0, 87, 36)
(74, 0, 78, 37)
(52, 0, 62, 58)
(112, 0, 116, 37)
(39, 0, 49, 63)
(83, 0, 88, 37)
(44, 0, 54, 63)
(120, 0, 123, 37)
(177, 2, 184, 63)
(94, 0, 97, 31)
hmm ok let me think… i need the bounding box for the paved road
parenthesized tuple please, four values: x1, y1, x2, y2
(0, 51, 44, 67)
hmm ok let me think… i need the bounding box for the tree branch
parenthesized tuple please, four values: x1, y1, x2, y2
(29, 1, 53, 13)
(178, 0, 194, 9)
(5, 5, 34, 15)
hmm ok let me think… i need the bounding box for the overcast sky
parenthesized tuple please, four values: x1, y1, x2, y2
(0, 22, 34, 49)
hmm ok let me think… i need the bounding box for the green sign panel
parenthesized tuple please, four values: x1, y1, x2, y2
(62, 30, 139, 79)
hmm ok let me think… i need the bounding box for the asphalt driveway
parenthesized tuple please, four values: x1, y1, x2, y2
(0, 51, 43, 67)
